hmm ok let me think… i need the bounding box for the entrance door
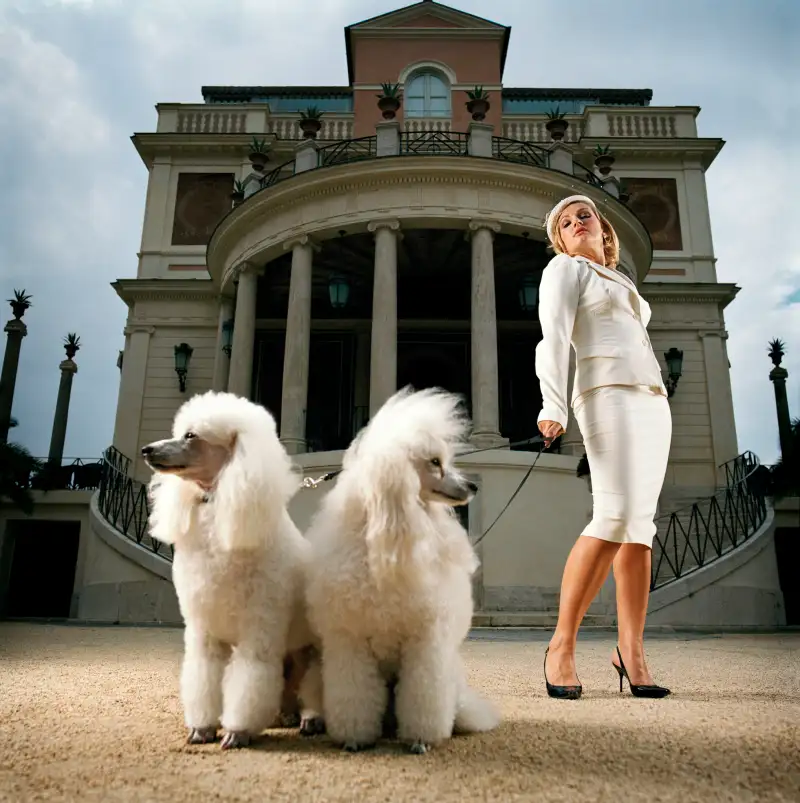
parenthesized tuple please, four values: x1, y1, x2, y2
(498, 332, 542, 449)
(1, 520, 81, 618)
(397, 333, 470, 407)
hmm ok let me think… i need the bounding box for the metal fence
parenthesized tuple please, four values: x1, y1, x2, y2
(22, 457, 104, 491)
(96, 447, 173, 561)
(399, 131, 469, 156)
(650, 451, 768, 590)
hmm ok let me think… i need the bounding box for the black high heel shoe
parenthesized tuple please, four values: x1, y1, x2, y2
(544, 647, 582, 700)
(612, 646, 671, 698)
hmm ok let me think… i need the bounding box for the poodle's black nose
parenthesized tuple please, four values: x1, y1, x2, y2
(467, 481, 479, 494)
(141, 445, 153, 456)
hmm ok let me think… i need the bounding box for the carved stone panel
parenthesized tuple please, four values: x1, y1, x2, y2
(172, 173, 234, 246)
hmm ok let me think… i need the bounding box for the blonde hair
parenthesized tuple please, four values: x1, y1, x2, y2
(550, 204, 620, 267)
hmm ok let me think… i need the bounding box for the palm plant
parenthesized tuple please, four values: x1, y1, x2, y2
(64, 333, 81, 359)
(8, 289, 32, 320)
(0, 418, 43, 514)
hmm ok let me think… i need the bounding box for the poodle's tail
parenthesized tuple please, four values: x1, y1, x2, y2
(453, 683, 501, 734)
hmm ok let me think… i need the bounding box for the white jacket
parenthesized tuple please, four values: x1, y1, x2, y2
(535, 253, 666, 430)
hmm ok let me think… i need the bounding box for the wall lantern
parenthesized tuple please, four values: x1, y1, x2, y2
(174, 342, 193, 392)
(519, 274, 538, 312)
(328, 275, 350, 309)
(116, 350, 124, 371)
(664, 347, 684, 397)
(221, 318, 234, 357)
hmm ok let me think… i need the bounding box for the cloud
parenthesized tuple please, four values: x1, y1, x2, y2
(0, 0, 797, 469)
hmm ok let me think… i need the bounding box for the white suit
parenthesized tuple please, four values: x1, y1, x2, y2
(535, 253, 671, 547)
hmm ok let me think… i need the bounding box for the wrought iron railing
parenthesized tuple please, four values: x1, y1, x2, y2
(650, 451, 768, 590)
(571, 161, 603, 188)
(259, 159, 295, 191)
(318, 136, 377, 167)
(22, 457, 104, 491)
(492, 137, 549, 168)
(399, 131, 469, 156)
(96, 446, 173, 562)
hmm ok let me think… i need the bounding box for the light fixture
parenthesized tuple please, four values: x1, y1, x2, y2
(664, 347, 683, 397)
(116, 350, 124, 370)
(328, 274, 350, 309)
(221, 318, 234, 356)
(174, 342, 193, 392)
(519, 274, 538, 312)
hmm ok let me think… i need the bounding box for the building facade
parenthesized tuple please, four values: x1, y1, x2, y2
(4, 0, 784, 628)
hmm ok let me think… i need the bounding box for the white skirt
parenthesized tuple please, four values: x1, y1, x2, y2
(573, 385, 672, 548)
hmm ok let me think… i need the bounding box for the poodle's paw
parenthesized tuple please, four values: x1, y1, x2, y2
(300, 715, 326, 737)
(342, 740, 375, 753)
(276, 711, 301, 729)
(220, 730, 251, 750)
(408, 740, 431, 755)
(187, 726, 217, 744)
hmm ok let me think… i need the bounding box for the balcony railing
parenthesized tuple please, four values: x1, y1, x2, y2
(650, 452, 768, 590)
(15, 457, 104, 491)
(254, 131, 610, 199)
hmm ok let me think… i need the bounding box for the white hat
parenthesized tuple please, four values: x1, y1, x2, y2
(545, 194, 598, 243)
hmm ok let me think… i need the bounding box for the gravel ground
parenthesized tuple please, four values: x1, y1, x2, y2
(1, 623, 798, 803)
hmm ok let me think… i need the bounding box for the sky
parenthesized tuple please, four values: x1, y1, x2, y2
(0, 0, 798, 465)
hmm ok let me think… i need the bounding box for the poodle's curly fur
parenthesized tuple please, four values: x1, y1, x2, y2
(304, 387, 501, 753)
(144, 391, 316, 748)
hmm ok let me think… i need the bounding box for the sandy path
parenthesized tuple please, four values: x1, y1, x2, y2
(1, 623, 798, 802)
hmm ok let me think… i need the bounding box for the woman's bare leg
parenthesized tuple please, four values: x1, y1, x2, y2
(612, 543, 655, 684)
(545, 536, 620, 686)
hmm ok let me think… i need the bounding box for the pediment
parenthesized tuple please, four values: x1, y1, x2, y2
(349, 1, 506, 32)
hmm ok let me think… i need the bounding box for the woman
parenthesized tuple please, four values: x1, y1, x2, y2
(536, 194, 671, 700)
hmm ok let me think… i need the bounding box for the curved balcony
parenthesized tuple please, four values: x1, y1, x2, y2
(207, 130, 651, 292)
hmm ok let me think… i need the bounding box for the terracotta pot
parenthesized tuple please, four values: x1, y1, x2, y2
(10, 302, 28, 320)
(248, 152, 267, 171)
(378, 97, 401, 120)
(466, 98, 490, 122)
(594, 155, 615, 176)
(299, 119, 322, 139)
(230, 191, 244, 206)
(64, 345, 78, 360)
(545, 119, 569, 141)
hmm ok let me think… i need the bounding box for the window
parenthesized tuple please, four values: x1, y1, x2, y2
(404, 72, 451, 118)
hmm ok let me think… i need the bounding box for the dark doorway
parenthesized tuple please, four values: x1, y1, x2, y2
(252, 331, 286, 428)
(498, 331, 542, 449)
(1, 520, 81, 619)
(775, 524, 800, 625)
(397, 333, 470, 408)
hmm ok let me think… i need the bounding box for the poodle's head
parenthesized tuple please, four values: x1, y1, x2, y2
(344, 386, 477, 508)
(143, 391, 298, 549)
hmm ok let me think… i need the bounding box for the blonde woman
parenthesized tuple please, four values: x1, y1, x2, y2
(536, 194, 671, 700)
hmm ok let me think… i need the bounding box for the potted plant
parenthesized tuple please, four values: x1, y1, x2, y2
(8, 289, 32, 320)
(544, 107, 569, 141)
(768, 338, 786, 367)
(465, 86, 491, 121)
(618, 181, 631, 204)
(63, 333, 81, 360)
(248, 137, 269, 171)
(299, 106, 324, 139)
(376, 82, 402, 120)
(230, 179, 246, 206)
(593, 144, 616, 176)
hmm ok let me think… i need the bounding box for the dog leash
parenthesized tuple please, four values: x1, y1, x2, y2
(299, 433, 547, 547)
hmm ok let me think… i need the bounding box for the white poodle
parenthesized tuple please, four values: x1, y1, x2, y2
(142, 391, 317, 749)
(304, 386, 500, 754)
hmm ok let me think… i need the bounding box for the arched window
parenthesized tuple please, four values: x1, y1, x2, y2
(404, 71, 451, 118)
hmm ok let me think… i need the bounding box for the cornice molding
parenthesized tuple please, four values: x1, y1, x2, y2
(642, 282, 739, 307)
(113, 279, 217, 307)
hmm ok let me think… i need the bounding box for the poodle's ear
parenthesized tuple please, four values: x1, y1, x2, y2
(147, 473, 200, 545)
(212, 417, 300, 551)
(360, 453, 425, 581)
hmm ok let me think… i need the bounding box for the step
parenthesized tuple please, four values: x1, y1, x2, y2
(472, 612, 616, 628)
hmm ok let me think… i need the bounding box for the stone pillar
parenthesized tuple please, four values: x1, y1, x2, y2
(279, 236, 316, 454)
(600, 175, 620, 199)
(467, 122, 493, 157)
(547, 142, 574, 175)
(295, 139, 319, 173)
(769, 355, 792, 463)
(227, 264, 260, 398)
(212, 297, 234, 392)
(113, 325, 153, 467)
(0, 318, 27, 443)
(560, 351, 584, 455)
(468, 220, 506, 448)
(376, 121, 400, 157)
(48, 358, 78, 465)
(368, 219, 401, 417)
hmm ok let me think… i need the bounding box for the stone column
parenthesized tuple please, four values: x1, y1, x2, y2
(0, 318, 27, 443)
(48, 357, 78, 465)
(700, 330, 739, 477)
(368, 219, 401, 417)
(279, 236, 316, 454)
(112, 325, 153, 466)
(227, 264, 260, 398)
(468, 220, 506, 448)
(376, 121, 400, 157)
(769, 351, 792, 463)
(212, 297, 234, 392)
